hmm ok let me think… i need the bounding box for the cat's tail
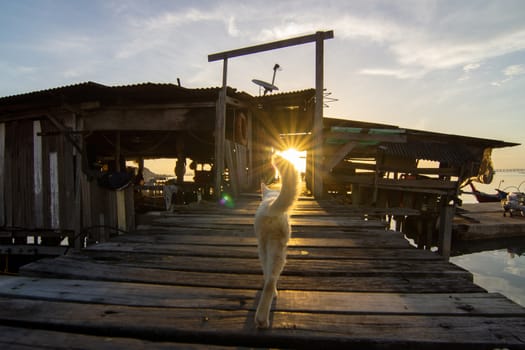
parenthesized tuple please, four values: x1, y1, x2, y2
(268, 154, 300, 215)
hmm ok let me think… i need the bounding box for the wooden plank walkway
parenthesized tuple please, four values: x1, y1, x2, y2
(1, 197, 525, 349)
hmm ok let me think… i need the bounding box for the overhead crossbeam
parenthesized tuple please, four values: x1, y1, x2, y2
(209, 30, 334, 199)
(208, 31, 334, 62)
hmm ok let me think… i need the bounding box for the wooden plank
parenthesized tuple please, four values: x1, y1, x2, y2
(0, 325, 237, 350)
(49, 151, 59, 229)
(224, 140, 238, 196)
(59, 116, 76, 231)
(102, 233, 410, 249)
(83, 108, 215, 131)
(0, 244, 68, 255)
(57, 250, 471, 278)
(33, 120, 43, 227)
(20, 257, 483, 293)
(325, 141, 357, 171)
(438, 204, 454, 258)
(116, 190, 126, 231)
(330, 161, 458, 176)
(151, 215, 386, 229)
(330, 174, 457, 191)
(208, 30, 334, 62)
(1, 297, 523, 349)
(125, 186, 135, 231)
(73, 116, 82, 248)
(125, 225, 402, 239)
(0, 123, 4, 227)
(80, 242, 441, 260)
(3, 122, 12, 228)
(0, 277, 519, 316)
(312, 31, 325, 199)
(4, 195, 524, 350)
(102, 102, 217, 110)
(214, 83, 226, 199)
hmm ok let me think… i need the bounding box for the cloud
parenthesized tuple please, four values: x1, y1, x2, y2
(463, 63, 481, 73)
(358, 68, 425, 80)
(457, 62, 481, 81)
(310, 3, 525, 80)
(245, 4, 525, 81)
(504, 64, 525, 77)
(401, 30, 525, 70)
(492, 64, 525, 86)
(227, 16, 240, 37)
(95, 1, 525, 83)
(111, 6, 246, 61)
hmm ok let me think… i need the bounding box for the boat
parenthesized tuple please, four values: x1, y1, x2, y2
(467, 182, 507, 203)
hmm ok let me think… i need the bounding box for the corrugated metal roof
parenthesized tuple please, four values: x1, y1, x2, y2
(253, 88, 316, 106)
(0, 81, 252, 113)
(323, 116, 519, 149)
(382, 142, 477, 165)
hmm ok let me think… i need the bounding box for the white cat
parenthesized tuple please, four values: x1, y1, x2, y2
(254, 154, 300, 328)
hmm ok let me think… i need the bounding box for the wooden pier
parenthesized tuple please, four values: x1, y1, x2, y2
(455, 202, 525, 240)
(1, 197, 524, 349)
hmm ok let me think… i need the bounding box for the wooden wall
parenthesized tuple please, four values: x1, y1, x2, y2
(4, 120, 35, 228)
(0, 115, 135, 247)
(0, 118, 75, 231)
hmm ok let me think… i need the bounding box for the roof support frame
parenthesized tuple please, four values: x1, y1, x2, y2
(208, 30, 334, 198)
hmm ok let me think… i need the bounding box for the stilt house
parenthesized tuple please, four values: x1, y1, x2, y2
(0, 82, 518, 256)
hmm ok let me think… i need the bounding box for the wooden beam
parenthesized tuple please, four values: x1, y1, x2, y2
(0, 123, 4, 227)
(116, 191, 126, 232)
(326, 131, 407, 143)
(74, 116, 83, 249)
(214, 58, 228, 199)
(100, 102, 215, 110)
(336, 162, 459, 176)
(45, 114, 82, 153)
(209, 31, 334, 199)
(438, 204, 455, 260)
(83, 108, 214, 131)
(33, 121, 44, 227)
(208, 31, 334, 62)
(224, 140, 238, 196)
(325, 141, 358, 172)
(326, 174, 458, 192)
(49, 152, 60, 229)
(312, 32, 326, 199)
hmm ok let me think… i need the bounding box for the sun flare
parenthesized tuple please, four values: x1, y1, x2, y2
(276, 148, 306, 173)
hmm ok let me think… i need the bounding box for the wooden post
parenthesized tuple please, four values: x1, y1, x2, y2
(115, 131, 121, 172)
(438, 203, 455, 259)
(116, 190, 126, 232)
(114, 130, 127, 232)
(33, 121, 44, 228)
(225, 140, 238, 196)
(0, 123, 4, 227)
(208, 31, 334, 198)
(49, 152, 60, 229)
(214, 58, 228, 199)
(73, 115, 83, 249)
(313, 31, 325, 199)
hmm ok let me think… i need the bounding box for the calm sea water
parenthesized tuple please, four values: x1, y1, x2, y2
(451, 171, 525, 307)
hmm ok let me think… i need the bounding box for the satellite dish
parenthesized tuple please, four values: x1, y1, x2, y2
(252, 63, 281, 96)
(252, 79, 279, 94)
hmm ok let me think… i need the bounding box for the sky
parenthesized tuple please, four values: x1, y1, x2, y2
(1, 0, 524, 171)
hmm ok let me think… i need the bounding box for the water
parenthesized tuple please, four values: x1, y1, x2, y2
(451, 171, 525, 307)
(451, 246, 525, 307)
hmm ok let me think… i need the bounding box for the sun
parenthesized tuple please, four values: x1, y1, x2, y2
(276, 148, 306, 173)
